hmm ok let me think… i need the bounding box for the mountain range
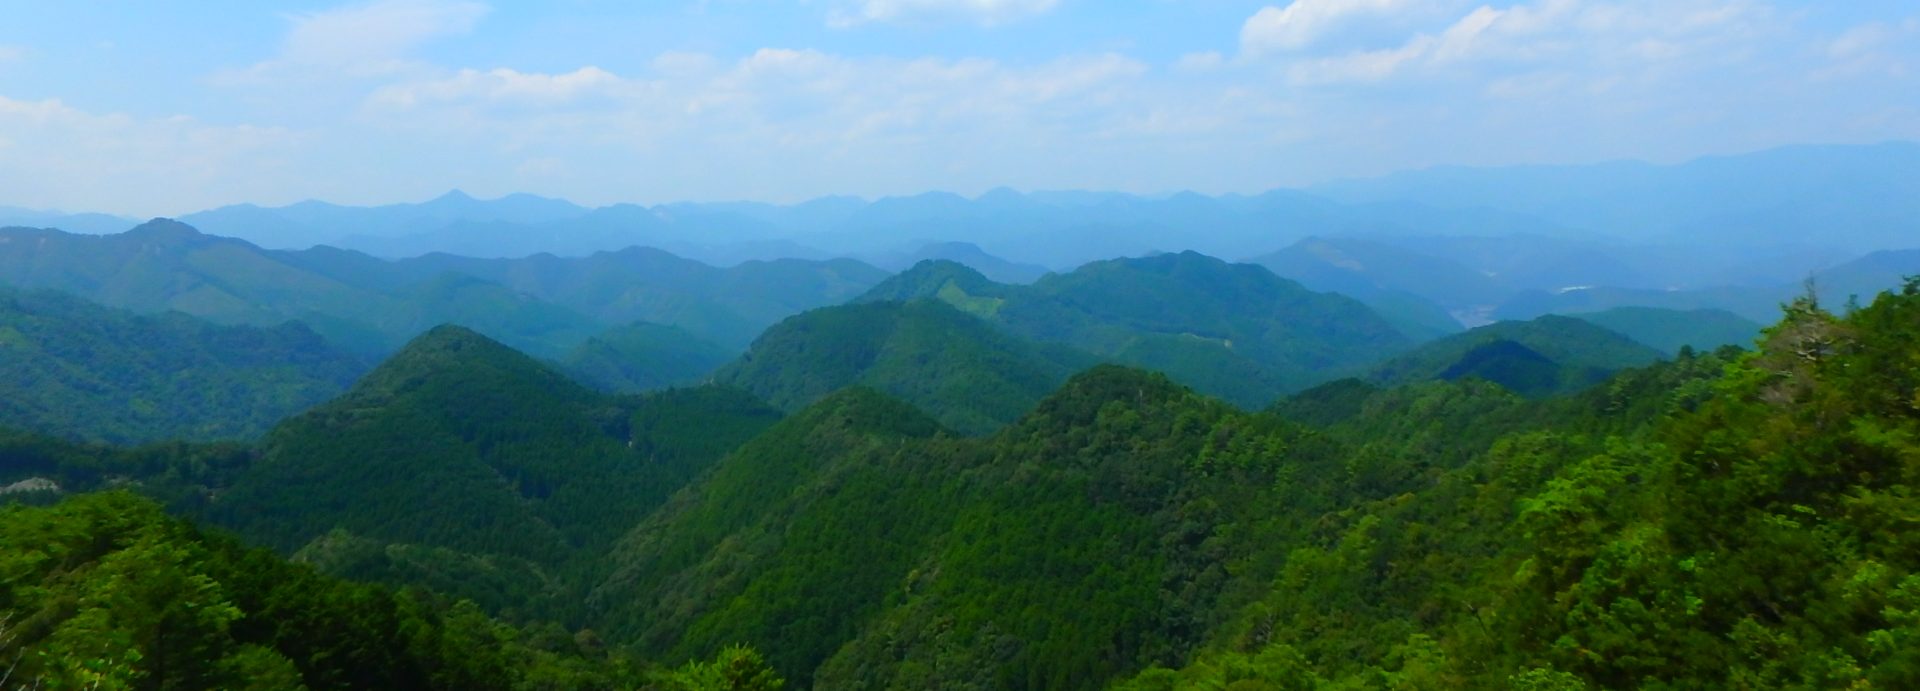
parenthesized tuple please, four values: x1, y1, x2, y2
(0, 286, 365, 443)
(0, 219, 885, 356)
(5, 267, 1920, 688)
(8, 140, 1920, 689)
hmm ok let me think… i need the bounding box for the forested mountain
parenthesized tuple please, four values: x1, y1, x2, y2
(857, 253, 1412, 407)
(152, 185, 1558, 269)
(1119, 281, 1920, 688)
(561, 322, 734, 393)
(7, 270, 1920, 688)
(391, 248, 887, 349)
(862, 241, 1051, 284)
(713, 299, 1095, 434)
(1247, 236, 1478, 338)
(181, 190, 591, 251)
(0, 492, 665, 690)
(0, 286, 365, 443)
(1568, 306, 1762, 355)
(0, 205, 138, 235)
(1251, 235, 1506, 310)
(1367, 314, 1666, 396)
(194, 328, 778, 615)
(0, 220, 886, 355)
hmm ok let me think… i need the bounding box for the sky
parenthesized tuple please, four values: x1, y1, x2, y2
(0, 0, 1916, 216)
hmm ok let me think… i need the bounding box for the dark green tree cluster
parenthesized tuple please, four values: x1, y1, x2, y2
(561, 321, 735, 393)
(0, 492, 644, 690)
(713, 299, 1094, 434)
(0, 287, 365, 444)
(7, 269, 1918, 691)
(1366, 313, 1666, 397)
(855, 255, 1412, 406)
(1117, 280, 1920, 688)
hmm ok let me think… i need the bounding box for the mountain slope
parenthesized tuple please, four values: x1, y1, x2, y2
(865, 241, 1052, 283)
(591, 366, 1317, 687)
(588, 387, 948, 679)
(0, 220, 890, 355)
(857, 254, 1413, 406)
(0, 287, 365, 443)
(0, 491, 646, 690)
(385, 248, 889, 349)
(1367, 314, 1665, 395)
(713, 299, 1094, 434)
(1569, 306, 1761, 355)
(1251, 236, 1507, 308)
(204, 326, 783, 614)
(561, 321, 735, 393)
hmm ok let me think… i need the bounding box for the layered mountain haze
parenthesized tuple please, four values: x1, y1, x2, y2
(0, 220, 887, 356)
(10, 1, 1920, 686)
(857, 253, 1413, 407)
(714, 299, 1095, 434)
(561, 322, 734, 393)
(207, 325, 784, 615)
(1367, 314, 1667, 397)
(1567, 307, 1763, 355)
(0, 286, 365, 443)
(7, 271, 1920, 688)
(1314, 142, 1920, 251)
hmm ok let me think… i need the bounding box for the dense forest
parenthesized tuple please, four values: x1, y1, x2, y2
(0, 287, 366, 444)
(2, 232, 1918, 688)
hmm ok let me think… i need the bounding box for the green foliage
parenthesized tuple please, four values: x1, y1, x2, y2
(562, 321, 735, 393)
(1368, 314, 1665, 397)
(649, 644, 786, 691)
(713, 299, 1094, 434)
(0, 286, 365, 444)
(0, 221, 886, 357)
(1568, 306, 1763, 355)
(0, 492, 640, 690)
(1434, 339, 1582, 398)
(857, 255, 1412, 407)
(1119, 278, 1920, 688)
(11, 266, 1920, 691)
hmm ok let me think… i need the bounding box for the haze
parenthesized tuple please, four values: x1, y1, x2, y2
(3, 0, 1917, 216)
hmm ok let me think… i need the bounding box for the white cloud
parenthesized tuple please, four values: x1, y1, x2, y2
(368, 66, 627, 109)
(337, 49, 1169, 201)
(1240, 0, 1413, 55)
(1267, 0, 1775, 86)
(1175, 51, 1226, 72)
(1821, 18, 1919, 79)
(215, 0, 488, 84)
(830, 0, 1060, 27)
(0, 97, 299, 215)
(0, 45, 25, 64)
(10, 0, 1920, 213)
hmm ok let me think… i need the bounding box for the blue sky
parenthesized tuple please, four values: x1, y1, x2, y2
(1, 0, 1916, 216)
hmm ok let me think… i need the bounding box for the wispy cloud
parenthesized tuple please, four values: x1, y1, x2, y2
(0, 45, 26, 64)
(829, 0, 1061, 28)
(5, 0, 1918, 212)
(214, 0, 488, 84)
(1240, 0, 1415, 55)
(1249, 0, 1778, 88)
(0, 97, 298, 215)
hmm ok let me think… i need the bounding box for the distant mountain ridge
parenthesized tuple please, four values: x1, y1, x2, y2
(0, 286, 366, 443)
(0, 220, 886, 356)
(713, 299, 1095, 434)
(1314, 141, 1920, 250)
(1367, 314, 1666, 396)
(856, 253, 1413, 406)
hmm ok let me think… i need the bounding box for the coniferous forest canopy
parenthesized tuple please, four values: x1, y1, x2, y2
(5, 3, 1920, 689)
